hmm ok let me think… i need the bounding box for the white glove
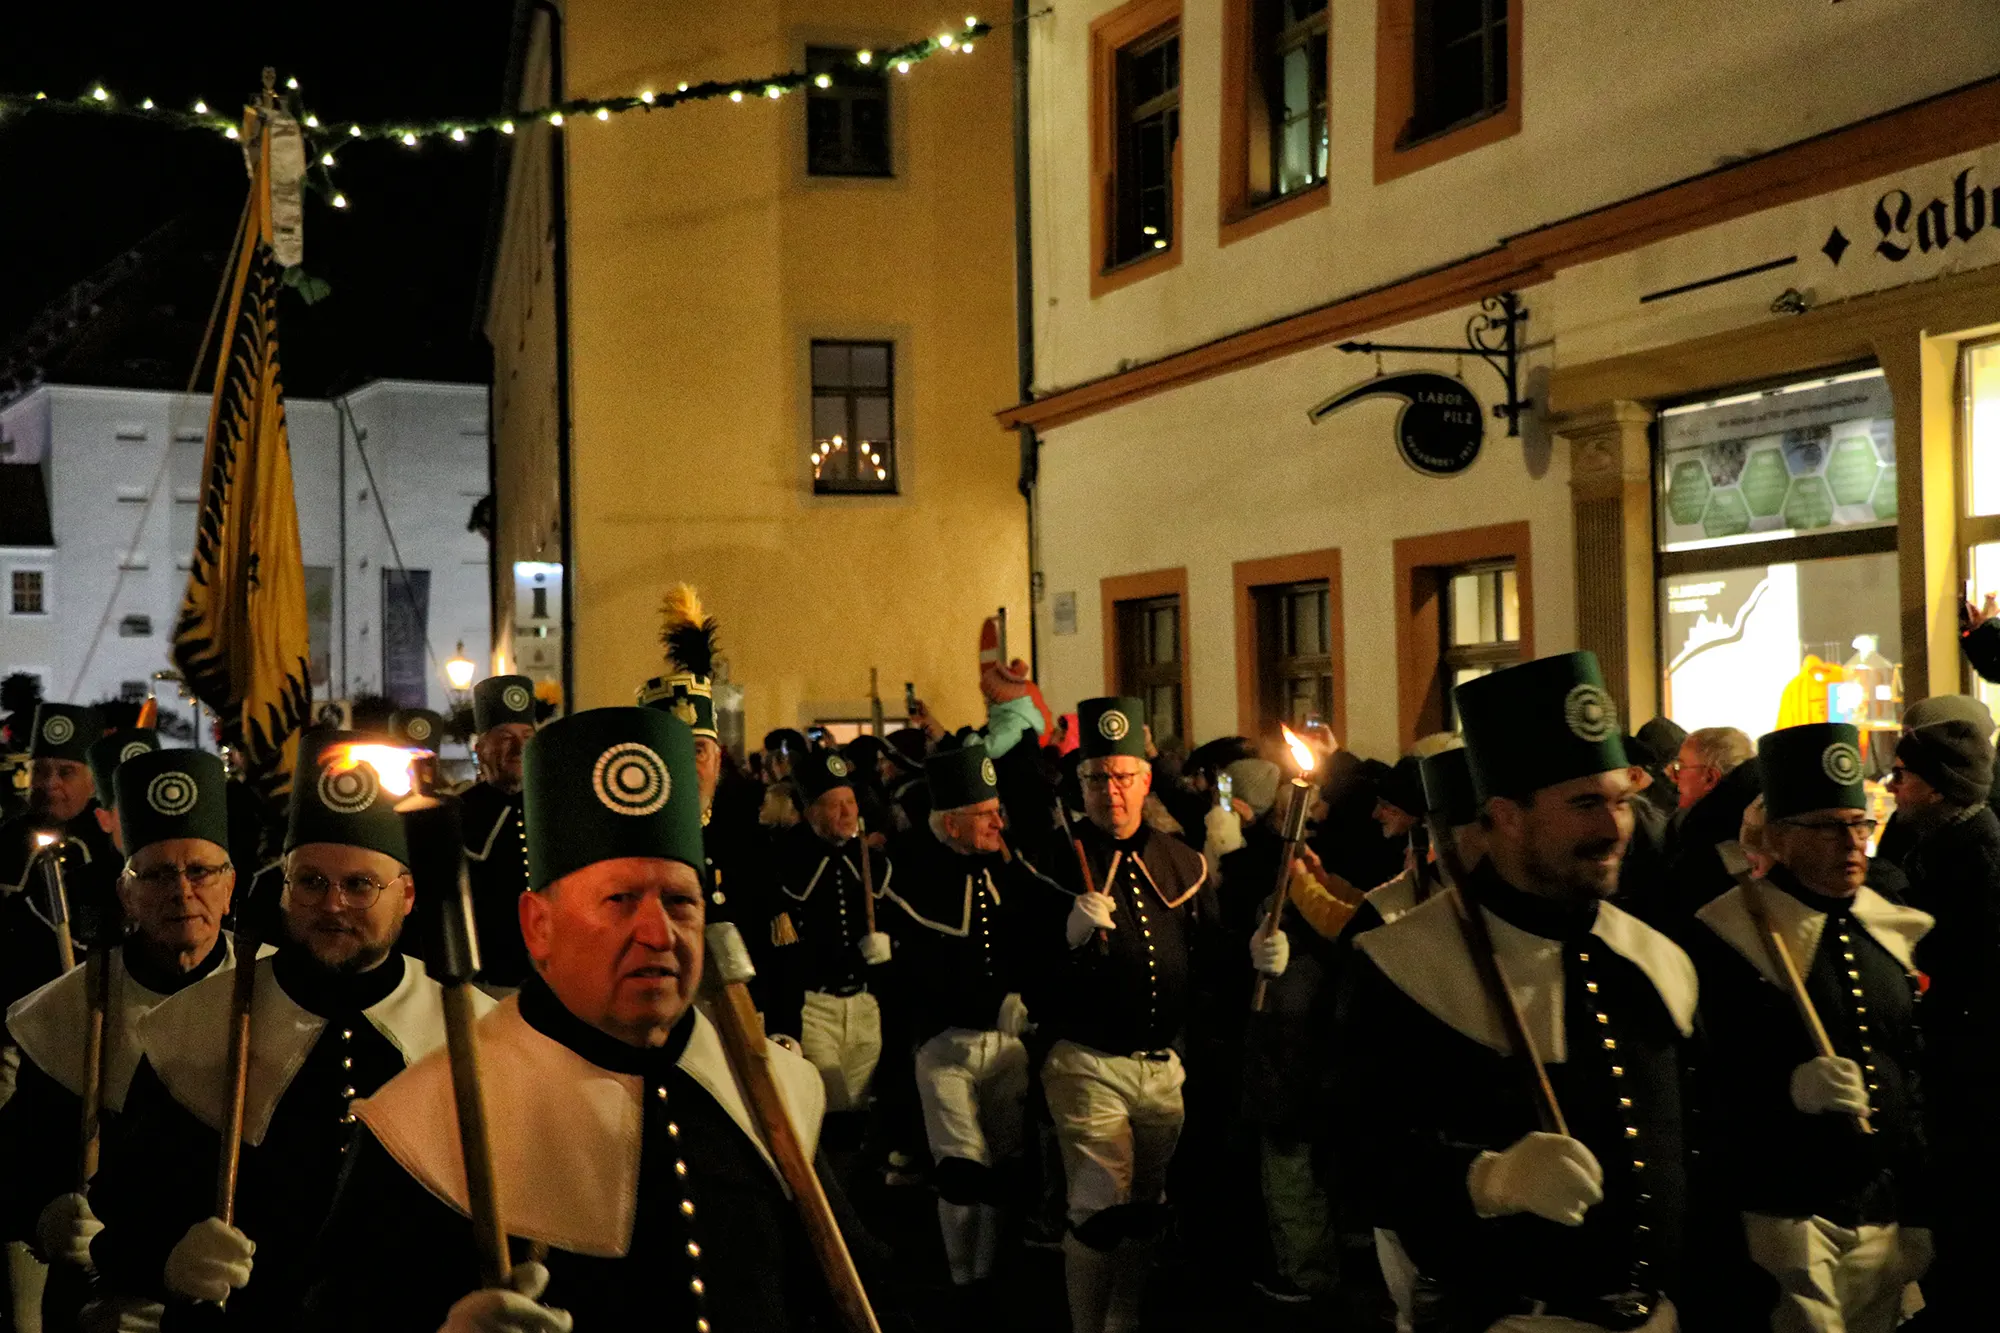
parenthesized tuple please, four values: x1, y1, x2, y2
(439, 1261, 572, 1333)
(997, 992, 1030, 1037)
(163, 1217, 255, 1304)
(1250, 926, 1290, 977)
(705, 922, 756, 984)
(36, 1191, 103, 1269)
(1066, 892, 1117, 948)
(1468, 1132, 1604, 1226)
(1790, 1056, 1871, 1117)
(859, 931, 893, 965)
(1204, 805, 1245, 857)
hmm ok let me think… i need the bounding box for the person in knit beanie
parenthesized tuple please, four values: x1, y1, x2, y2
(1892, 719, 1996, 816)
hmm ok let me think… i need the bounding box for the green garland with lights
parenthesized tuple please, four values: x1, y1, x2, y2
(0, 17, 996, 210)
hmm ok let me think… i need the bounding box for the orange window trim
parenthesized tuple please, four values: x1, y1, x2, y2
(1373, 0, 1523, 185)
(1218, 0, 1332, 247)
(1101, 565, 1193, 733)
(1232, 548, 1346, 743)
(1392, 521, 1532, 745)
(1090, 0, 1185, 299)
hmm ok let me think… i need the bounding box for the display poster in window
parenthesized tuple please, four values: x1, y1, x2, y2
(1657, 372, 1895, 551)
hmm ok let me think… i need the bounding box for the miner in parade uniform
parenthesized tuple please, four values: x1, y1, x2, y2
(85, 727, 163, 853)
(1688, 723, 1932, 1332)
(1, 704, 120, 1013)
(638, 583, 736, 922)
(881, 739, 1053, 1289)
(86, 735, 481, 1327)
(457, 676, 538, 988)
(1033, 697, 1244, 1333)
(1335, 653, 1699, 1332)
(765, 746, 895, 1112)
(302, 706, 832, 1332)
(0, 745, 224, 1332)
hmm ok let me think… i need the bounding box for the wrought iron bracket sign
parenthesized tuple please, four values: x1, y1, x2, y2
(1308, 371, 1485, 476)
(1332, 291, 1532, 437)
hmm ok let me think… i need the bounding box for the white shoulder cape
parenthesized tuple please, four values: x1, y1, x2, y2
(1695, 882, 1932, 991)
(1365, 869, 1423, 926)
(135, 954, 474, 1147)
(354, 997, 825, 1259)
(1356, 890, 1697, 1060)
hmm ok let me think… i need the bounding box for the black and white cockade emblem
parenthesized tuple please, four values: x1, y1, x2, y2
(406, 716, 433, 742)
(1562, 684, 1617, 744)
(145, 771, 199, 817)
(42, 715, 75, 746)
(120, 740, 153, 763)
(825, 754, 851, 779)
(1821, 742, 1863, 786)
(981, 757, 998, 788)
(502, 684, 533, 714)
(318, 764, 380, 815)
(593, 742, 671, 816)
(1098, 709, 1131, 742)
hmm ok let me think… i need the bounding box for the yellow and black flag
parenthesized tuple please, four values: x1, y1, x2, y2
(172, 102, 311, 811)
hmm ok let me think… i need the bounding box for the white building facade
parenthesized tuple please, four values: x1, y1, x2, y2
(0, 378, 490, 722)
(1010, 0, 2000, 762)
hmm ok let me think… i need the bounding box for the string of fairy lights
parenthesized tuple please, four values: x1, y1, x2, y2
(0, 16, 996, 211)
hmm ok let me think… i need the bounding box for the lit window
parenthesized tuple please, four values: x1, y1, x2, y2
(810, 341, 897, 495)
(1249, 0, 1328, 203)
(1440, 562, 1520, 728)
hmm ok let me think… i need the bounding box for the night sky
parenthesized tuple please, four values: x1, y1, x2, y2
(0, 2, 515, 398)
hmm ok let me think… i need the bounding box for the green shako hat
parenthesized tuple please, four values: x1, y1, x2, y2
(638, 583, 719, 740)
(523, 706, 703, 889)
(286, 732, 411, 865)
(794, 748, 856, 804)
(1757, 722, 1865, 821)
(89, 729, 162, 809)
(390, 708, 446, 749)
(1077, 697, 1147, 761)
(1455, 652, 1628, 802)
(30, 703, 100, 764)
(473, 676, 537, 732)
(1420, 747, 1479, 826)
(927, 739, 999, 812)
(117, 749, 230, 857)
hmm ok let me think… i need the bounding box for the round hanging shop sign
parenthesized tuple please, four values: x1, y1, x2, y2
(1308, 371, 1485, 477)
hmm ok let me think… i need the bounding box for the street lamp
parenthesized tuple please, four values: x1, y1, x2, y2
(445, 643, 476, 692)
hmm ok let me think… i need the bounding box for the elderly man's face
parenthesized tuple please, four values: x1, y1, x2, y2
(807, 786, 860, 843)
(1766, 806, 1872, 898)
(282, 843, 413, 973)
(522, 857, 705, 1048)
(1082, 758, 1151, 839)
(120, 838, 233, 967)
(31, 759, 95, 824)
(1673, 741, 1723, 810)
(476, 724, 536, 792)
(942, 799, 1006, 854)
(1488, 768, 1642, 902)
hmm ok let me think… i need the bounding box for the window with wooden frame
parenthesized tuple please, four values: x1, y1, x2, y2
(10, 568, 45, 615)
(1220, 0, 1330, 244)
(1393, 522, 1532, 743)
(1090, 0, 1183, 296)
(1233, 548, 1345, 741)
(1102, 566, 1191, 748)
(1372, 0, 1521, 184)
(805, 46, 891, 178)
(809, 340, 897, 495)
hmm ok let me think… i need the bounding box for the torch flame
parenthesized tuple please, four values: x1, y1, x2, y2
(1281, 724, 1317, 775)
(325, 743, 421, 797)
(33, 832, 57, 850)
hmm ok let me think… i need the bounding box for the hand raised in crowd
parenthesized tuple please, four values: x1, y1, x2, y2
(1789, 1056, 1871, 1118)
(35, 1191, 103, 1270)
(1066, 889, 1117, 948)
(438, 1261, 573, 1333)
(163, 1216, 255, 1303)
(1469, 1132, 1605, 1227)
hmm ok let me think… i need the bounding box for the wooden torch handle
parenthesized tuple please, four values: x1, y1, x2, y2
(77, 952, 109, 1188)
(443, 981, 513, 1287)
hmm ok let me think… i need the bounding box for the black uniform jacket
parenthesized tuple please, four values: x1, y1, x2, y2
(1688, 867, 1931, 1226)
(300, 975, 832, 1332)
(1026, 820, 1219, 1056)
(89, 950, 461, 1328)
(760, 822, 893, 1037)
(457, 781, 533, 986)
(0, 806, 121, 1011)
(1334, 862, 1705, 1326)
(880, 827, 1062, 1043)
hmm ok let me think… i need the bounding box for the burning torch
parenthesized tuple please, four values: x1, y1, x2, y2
(33, 832, 76, 973)
(1250, 726, 1325, 1012)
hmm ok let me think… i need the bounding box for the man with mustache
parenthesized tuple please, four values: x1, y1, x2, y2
(458, 675, 540, 988)
(300, 706, 832, 1331)
(1689, 722, 1933, 1332)
(1, 745, 236, 1332)
(86, 734, 482, 1328)
(1336, 653, 1700, 1332)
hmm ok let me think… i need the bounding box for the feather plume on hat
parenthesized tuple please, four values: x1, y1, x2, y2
(659, 583, 719, 678)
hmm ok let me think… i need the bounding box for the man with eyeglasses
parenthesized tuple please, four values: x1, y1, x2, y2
(1334, 653, 1704, 1333)
(458, 675, 540, 989)
(1, 747, 242, 1332)
(1687, 721, 1933, 1332)
(1026, 696, 1239, 1333)
(1883, 714, 2000, 1329)
(86, 734, 483, 1329)
(300, 706, 833, 1332)
(1660, 727, 1760, 911)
